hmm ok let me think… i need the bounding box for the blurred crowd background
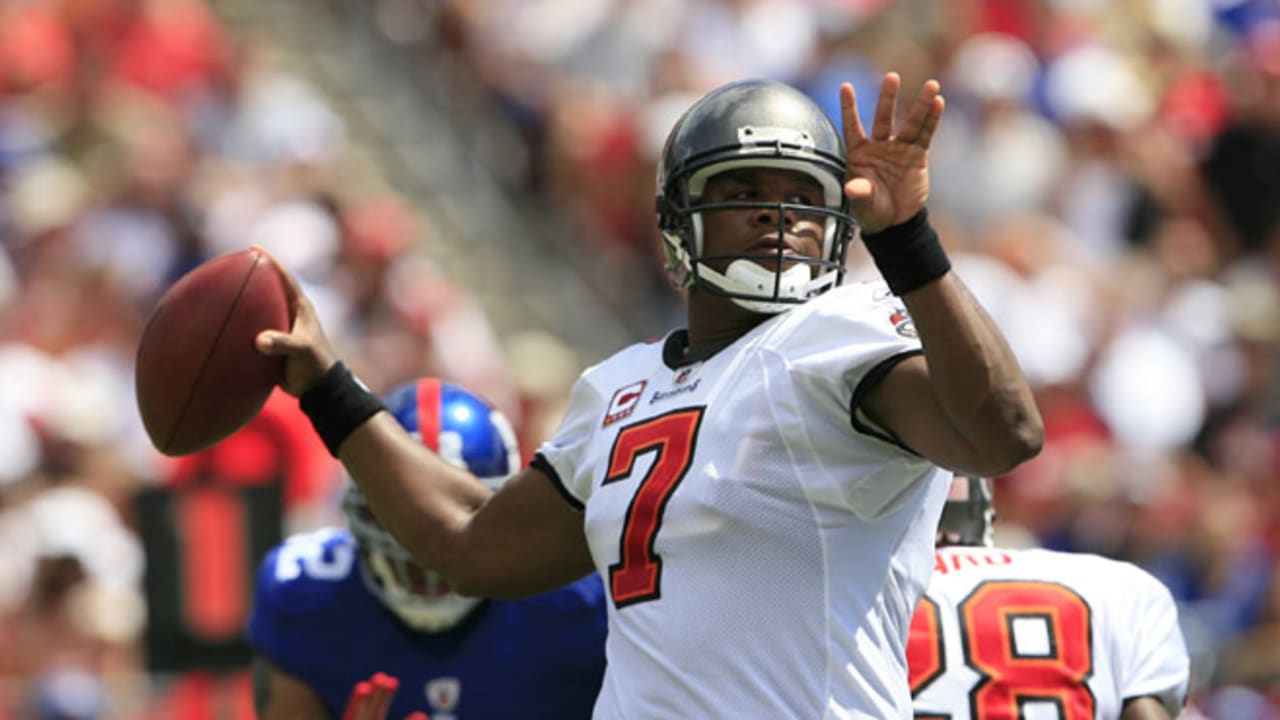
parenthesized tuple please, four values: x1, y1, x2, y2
(1, 0, 1279, 717)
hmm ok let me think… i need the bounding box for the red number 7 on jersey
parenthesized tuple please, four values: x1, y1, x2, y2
(603, 407, 705, 608)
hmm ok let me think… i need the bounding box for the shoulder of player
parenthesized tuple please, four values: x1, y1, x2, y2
(1028, 546, 1163, 581)
(572, 334, 674, 399)
(931, 545, 1087, 576)
(1074, 551, 1172, 596)
(930, 544, 1023, 578)
(936, 546, 1169, 593)
(1040, 551, 1182, 622)
(586, 333, 671, 374)
(255, 527, 362, 613)
(805, 280, 898, 317)
(767, 281, 912, 344)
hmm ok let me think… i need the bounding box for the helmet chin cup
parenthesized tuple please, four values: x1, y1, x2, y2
(699, 260, 813, 314)
(363, 550, 481, 632)
(391, 594, 480, 632)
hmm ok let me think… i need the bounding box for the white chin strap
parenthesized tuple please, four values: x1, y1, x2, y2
(387, 592, 480, 633)
(366, 552, 481, 632)
(698, 259, 838, 314)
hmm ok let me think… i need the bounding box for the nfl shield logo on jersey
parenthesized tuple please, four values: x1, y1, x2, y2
(425, 677, 460, 719)
(889, 306, 917, 338)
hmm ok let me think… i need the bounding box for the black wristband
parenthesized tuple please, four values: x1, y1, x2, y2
(861, 208, 951, 296)
(299, 362, 386, 457)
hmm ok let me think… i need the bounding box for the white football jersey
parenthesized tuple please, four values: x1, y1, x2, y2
(909, 546, 1190, 720)
(536, 282, 954, 719)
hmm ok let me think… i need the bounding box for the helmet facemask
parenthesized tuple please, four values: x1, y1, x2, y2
(343, 485, 480, 632)
(936, 477, 996, 548)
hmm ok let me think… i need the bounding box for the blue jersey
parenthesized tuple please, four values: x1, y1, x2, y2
(247, 528, 608, 719)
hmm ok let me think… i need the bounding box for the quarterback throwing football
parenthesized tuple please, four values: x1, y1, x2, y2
(255, 72, 1043, 718)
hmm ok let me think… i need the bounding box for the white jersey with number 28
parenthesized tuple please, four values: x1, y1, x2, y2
(909, 545, 1190, 720)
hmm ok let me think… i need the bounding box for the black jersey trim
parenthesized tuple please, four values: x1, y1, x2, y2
(849, 349, 924, 455)
(662, 329, 692, 369)
(531, 453, 585, 512)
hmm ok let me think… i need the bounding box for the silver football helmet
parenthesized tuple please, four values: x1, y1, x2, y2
(656, 79, 856, 314)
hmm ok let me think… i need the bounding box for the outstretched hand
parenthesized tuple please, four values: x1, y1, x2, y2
(341, 672, 428, 720)
(841, 73, 944, 233)
(252, 245, 339, 396)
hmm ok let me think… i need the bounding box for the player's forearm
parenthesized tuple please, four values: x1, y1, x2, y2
(339, 411, 491, 574)
(901, 272, 1043, 474)
(337, 412, 594, 598)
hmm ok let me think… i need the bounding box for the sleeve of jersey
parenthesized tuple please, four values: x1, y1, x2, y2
(784, 283, 924, 452)
(532, 374, 606, 510)
(245, 545, 294, 661)
(1114, 565, 1191, 715)
(763, 284, 936, 516)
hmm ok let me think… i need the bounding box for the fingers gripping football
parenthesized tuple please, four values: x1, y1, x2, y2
(251, 245, 341, 396)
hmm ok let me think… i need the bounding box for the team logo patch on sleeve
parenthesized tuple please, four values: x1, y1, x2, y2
(890, 306, 917, 338)
(604, 381, 647, 426)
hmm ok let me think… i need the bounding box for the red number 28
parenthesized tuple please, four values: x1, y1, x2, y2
(603, 407, 704, 608)
(909, 580, 1096, 719)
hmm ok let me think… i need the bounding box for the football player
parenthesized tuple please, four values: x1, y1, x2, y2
(247, 378, 608, 720)
(908, 477, 1190, 720)
(256, 72, 1043, 716)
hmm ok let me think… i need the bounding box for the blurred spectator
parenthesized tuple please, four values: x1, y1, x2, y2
(0, 485, 145, 720)
(0, 0, 525, 715)
(133, 391, 333, 720)
(1200, 16, 1280, 264)
(930, 33, 1068, 231)
(102, 0, 232, 109)
(503, 328, 582, 459)
(332, 194, 523, 423)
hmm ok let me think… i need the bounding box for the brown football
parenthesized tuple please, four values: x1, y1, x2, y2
(135, 248, 292, 456)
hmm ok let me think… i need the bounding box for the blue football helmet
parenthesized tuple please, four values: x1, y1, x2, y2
(342, 378, 520, 631)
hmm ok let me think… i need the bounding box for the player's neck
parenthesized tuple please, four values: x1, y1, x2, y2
(682, 333, 738, 364)
(685, 292, 771, 362)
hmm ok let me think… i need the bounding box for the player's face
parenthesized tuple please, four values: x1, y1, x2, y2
(698, 167, 827, 276)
